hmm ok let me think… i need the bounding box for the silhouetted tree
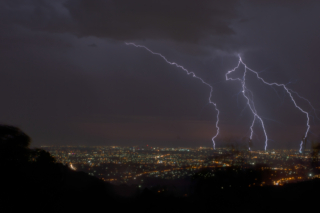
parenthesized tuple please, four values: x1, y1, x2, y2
(0, 125, 30, 147)
(248, 138, 253, 150)
(311, 140, 320, 168)
(0, 125, 32, 169)
(31, 148, 56, 164)
(0, 125, 111, 213)
(302, 136, 307, 156)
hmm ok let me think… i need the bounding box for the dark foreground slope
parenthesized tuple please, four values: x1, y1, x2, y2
(0, 125, 112, 213)
(114, 174, 320, 213)
(1, 125, 319, 213)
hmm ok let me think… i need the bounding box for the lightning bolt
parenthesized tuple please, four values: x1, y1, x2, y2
(288, 89, 320, 121)
(227, 56, 311, 152)
(125, 42, 220, 149)
(226, 59, 268, 151)
(125, 44, 314, 152)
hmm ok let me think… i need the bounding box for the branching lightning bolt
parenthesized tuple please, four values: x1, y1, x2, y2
(125, 43, 315, 152)
(226, 59, 268, 151)
(288, 89, 320, 121)
(227, 56, 313, 152)
(125, 42, 220, 149)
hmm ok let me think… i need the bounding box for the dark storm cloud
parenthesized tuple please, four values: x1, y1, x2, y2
(1, 0, 239, 43)
(0, 0, 71, 32)
(63, 0, 239, 42)
(0, 1, 73, 49)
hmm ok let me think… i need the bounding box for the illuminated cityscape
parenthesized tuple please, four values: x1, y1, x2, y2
(43, 146, 320, 187)
(2, 1, 320, 212)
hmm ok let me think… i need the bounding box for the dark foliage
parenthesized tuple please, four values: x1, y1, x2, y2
(0, 125, 112, 213)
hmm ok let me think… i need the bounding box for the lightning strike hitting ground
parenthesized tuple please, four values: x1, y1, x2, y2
(125, 43, 314, 152)
(125, 42, 220, 149)
(227, 56, 312, 152)
(226, 59, 268, 151)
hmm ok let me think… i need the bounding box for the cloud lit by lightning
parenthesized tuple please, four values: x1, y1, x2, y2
(125, 42, 220, 149)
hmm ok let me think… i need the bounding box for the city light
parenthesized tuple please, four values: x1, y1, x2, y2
(42, 145, 319, 186)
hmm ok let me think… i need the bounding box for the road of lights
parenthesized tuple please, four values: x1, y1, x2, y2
(125, 43, 220, 149)
(227, 56, 312, 152)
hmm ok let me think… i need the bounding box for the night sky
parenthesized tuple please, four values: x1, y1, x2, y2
(1, 0, 320, 149)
